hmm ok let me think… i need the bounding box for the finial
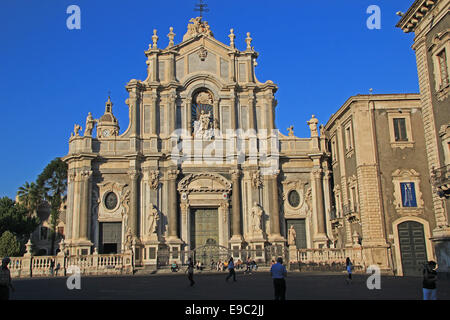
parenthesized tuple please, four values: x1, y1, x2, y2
(152, 29, 159, 49)
(245, 32, 252, 50)
(369, 88, 373, 94)
(167, 27, 175, 47)
(287, 125, 294, 137)
(228, 28, 235, 48)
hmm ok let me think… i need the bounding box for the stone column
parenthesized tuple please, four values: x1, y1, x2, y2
(66, 170, 76, 242)
(248, 92, 255, 131)
(312, 168, 328, 247)
(79, 170, 92, 241)
(185, 98, 192, 136)
(168, 93, 176, 136)
(150, 93, 158, 136)
(268, 170, 282, 241)
(167, 169, 179, 240)
(230, 169, 243, 242)
(213, 99, 220, 129)
(128, 169, 141, 238)
(230, 91, 237, 130)
(266, 93, 274, 131)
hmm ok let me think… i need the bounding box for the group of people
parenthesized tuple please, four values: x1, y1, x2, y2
(0, 255, 441, 300)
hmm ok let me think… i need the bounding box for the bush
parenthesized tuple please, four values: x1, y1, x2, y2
(0, 231, 22, 257)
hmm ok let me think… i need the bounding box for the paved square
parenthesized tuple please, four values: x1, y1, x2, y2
(9, 271, 450, 300)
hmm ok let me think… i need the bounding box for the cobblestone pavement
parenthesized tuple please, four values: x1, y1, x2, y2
(9, 271, 450, 300)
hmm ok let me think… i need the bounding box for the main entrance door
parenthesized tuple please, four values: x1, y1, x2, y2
(398, 221, 427, 276)
(190, 208, 219, 250)
(99, 222, 122, 254)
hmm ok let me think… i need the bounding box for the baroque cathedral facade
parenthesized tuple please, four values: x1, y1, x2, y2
(63, 17, 332, 267)
(62, 13, 448, 276)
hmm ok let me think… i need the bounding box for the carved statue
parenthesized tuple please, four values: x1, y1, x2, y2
(251, 202, 263, 232)
(149, 170, 160, 190)
(183, 17, 214, 41)
(288, 225, 297, 246)
(200, 110, 211, 131)
(84, 112, 96, 136)
(147, 203, 159, 234)
(251, 170, 262, 189)
(287, 125, 294, 137)
(74, 124, 82, 137)
(124, 228, 133, 250)
(307, 115, 319, 138)
(194, 110, 214, 139)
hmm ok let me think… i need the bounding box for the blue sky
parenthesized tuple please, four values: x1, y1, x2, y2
(0, 0, 418, 199)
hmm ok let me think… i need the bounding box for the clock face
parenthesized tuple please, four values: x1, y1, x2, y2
(288, 190, 300, 208)
(102, 129, 110, 137)
(104, 192, 118, 210)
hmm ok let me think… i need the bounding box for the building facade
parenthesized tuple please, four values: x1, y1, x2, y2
(62, 17, 332, 267)
(324, 94, 436, 275)
(397, 0, 450, 275)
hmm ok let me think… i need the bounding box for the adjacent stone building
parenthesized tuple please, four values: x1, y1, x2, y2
(62, 17, 332, 267)
(323, 94, 436, 275)
(396, 0, 449, 276)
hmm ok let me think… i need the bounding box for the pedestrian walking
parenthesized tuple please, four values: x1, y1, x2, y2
(50, 259, 55, 276)
(0, 258, 15, 300)
(225, 257, 236, 282)
(185, 258, 195, 287)
(245, 257, 252, 274)
(270, 257, 287, 300)
(345, 257, 353, 284)
(423, 260, 438, 300)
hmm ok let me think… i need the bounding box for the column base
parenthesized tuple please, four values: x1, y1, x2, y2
(72, 239, 93, 255)
(166, 237, 183, 264)
(313, 233, 329, 248)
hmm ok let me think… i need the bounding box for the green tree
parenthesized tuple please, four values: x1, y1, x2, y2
(0, 231, 22, 258)
(37, 158, 68, 255)
(0, 197, 40, 242)
(17, 181, 43, 216)
(0, 231, 22, 257)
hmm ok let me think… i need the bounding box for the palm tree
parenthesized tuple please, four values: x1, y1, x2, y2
(37, 158, 68, 255)
(17, 181, 43, 217)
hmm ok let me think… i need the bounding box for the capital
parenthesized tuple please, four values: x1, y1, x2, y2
(167, 169, 179, 180)
(229, 169, 241, 180)
(128, 169, 141, 180)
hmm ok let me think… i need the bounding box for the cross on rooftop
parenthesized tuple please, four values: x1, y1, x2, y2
(194, 0, 209, 18)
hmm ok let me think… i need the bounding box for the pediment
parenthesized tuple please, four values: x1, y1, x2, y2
(178, 172, 232, 193)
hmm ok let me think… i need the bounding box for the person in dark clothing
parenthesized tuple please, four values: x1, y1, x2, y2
(185, 258, 195, 287)
(270, 257, 287, 300)
(423, 261, 438, 300)
(0, 258, 14, 300)
(225, 257, 236, 282)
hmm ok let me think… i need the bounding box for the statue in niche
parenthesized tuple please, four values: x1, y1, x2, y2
(251, 170, 262, 189)
(288, 225, 297, 246)
(147, 203, 159, 235)
(194, 110, 214, 139)
(251, 202, 263, 233)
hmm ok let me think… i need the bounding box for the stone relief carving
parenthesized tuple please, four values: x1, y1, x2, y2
(251, 170, 262, 189)
(196, 91, 213, 105)
(183, 17, 214, 41)
(178, 173, 232, 193)
(149, 170, 160, 190)
(97, 182, 129, 221)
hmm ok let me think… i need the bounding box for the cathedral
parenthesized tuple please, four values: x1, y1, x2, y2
(62, 17, 332, 267)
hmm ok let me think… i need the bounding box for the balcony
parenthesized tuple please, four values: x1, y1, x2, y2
(343, 202, 360, 223)
(432, 165, 450, 198)
(329, 207, 343, 229)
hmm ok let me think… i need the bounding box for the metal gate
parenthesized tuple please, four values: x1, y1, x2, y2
(186, 243, 231, 269)
(398, 221, 427, 276)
